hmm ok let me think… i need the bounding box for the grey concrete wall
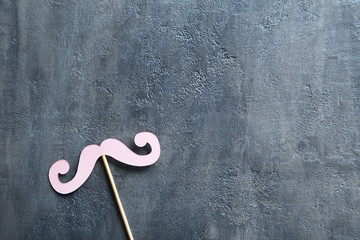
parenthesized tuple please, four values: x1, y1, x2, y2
(1, 0, 360, 239)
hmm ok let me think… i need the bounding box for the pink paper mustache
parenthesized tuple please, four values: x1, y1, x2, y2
(49, 132, 160, 194)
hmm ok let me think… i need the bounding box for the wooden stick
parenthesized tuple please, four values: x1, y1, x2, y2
(102, 155, 134, 240)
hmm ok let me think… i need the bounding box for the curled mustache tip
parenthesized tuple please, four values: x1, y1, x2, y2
(55, 160, 70, 174)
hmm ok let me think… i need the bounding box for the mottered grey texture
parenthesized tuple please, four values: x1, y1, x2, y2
(1, 0, 360, 239)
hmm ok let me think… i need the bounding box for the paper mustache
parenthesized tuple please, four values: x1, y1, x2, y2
(49, 132, 161, 194)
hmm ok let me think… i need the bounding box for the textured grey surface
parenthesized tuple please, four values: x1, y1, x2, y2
(1, 0, 360, 239)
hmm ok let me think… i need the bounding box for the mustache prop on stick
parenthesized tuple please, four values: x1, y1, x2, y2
(49, 132, 161, 240)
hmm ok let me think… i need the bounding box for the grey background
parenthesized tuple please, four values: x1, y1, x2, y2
(1, 0, 360, 239)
